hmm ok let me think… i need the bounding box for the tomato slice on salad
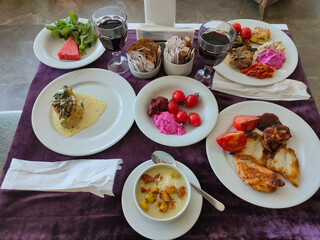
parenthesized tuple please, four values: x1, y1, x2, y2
(216, 131, 247, 152)
(233, 115, 260, 133)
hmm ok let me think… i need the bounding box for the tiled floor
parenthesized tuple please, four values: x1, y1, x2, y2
(0, 0, 319, 112)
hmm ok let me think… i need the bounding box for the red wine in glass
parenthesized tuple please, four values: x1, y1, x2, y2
(97, 17, 128, 52)
(198, 31, 231, 66)
(91, 6, 129, 74)
(195, 20, 236, 87)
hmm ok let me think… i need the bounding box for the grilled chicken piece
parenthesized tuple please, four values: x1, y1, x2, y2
(265, 145, 300, 187)
(234, 132, 299, 187)
(233, 132, 266, 166)
(233, 157, 285, 193)
(263, 124, 291, 152)
(51, 85, 84, 128)
(229, 45, 254, 69)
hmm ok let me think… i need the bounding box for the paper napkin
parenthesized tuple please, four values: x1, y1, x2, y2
(1, 158, 123, 197)
(212, 72, 311, 101)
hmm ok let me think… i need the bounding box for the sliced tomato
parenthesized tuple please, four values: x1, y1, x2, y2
(233, 115, 260, 133)
(216, 131, 247, 152)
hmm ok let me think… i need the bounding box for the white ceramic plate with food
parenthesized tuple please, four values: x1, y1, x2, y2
(214, 19, 298, 86)
(206, 101, 320, 208)
(32, 68, 136, 156)
(134, 76, 219, 147)
(122, 160, 202, 240)
(33, 18, 105, 69)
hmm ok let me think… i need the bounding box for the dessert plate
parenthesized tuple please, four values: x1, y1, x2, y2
(206, 101, 320, 208)
(134, 76, 219, 147)
(214, 19, 298, 86)
(121, 160, 202, 239)
(32, 68, 136, 156)
(33, 18, 105, 69)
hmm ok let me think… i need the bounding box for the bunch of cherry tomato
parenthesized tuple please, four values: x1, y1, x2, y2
(232, 22, 252, 39)
(168, 90, 201, 126)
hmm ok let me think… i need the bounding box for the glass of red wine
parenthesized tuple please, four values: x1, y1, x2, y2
(91, 6, 129, 74)
(195, 20, 236, 87)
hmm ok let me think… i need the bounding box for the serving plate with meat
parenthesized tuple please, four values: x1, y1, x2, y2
(214, 19, 298, 86)
(206, 101, 320, 208)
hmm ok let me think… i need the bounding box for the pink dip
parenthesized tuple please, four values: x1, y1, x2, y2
(257, 49, 286, 69)
(152, 111, 186, 135)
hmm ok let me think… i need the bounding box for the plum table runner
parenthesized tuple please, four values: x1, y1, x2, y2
(0, 30, 319, 239)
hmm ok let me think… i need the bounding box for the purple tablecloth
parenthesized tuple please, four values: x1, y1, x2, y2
(1, 30, 320, 239)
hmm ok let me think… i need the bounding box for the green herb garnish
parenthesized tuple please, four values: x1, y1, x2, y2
(45, 11, 97, 55)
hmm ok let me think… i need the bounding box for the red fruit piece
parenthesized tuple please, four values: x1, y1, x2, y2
(57, 37, 80, 60)
(216, 131, 247, 152)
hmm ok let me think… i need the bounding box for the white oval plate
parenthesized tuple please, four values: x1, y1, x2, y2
(206, 101, 320, 208)
(33, 18, 105, 69)
(122, 160, 202, 240)
(32, 68, 136, 156)
(214, 19, 298, 86)
(134, 76, 219, 147)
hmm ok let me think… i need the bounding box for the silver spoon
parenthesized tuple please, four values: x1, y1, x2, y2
(151, 150, 225, 212)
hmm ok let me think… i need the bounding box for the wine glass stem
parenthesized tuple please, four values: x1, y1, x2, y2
(112, 51, 122, 64)
(203, 65, 214, 79)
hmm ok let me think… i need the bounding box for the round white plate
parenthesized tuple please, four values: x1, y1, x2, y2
(206, 101, 320, 208)
(33, 18, 105, 69)
(134, 76, 219, 147)
(214, 19, 298, 86)
(121, 160, 202, 240)
(32, 68, 136, 156)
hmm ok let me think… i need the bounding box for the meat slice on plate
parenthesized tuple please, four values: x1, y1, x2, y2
(264, 145, 300, 187)
(229, 45, 254, 69)
(233, 132, 265, 166)
(263, 124, 292, 152)
(233, 157, 285, 193)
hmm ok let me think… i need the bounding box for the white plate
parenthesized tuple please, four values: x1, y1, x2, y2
(214, 19, 298, 86)
(32, 68, 136, 156)
(33, 18, 105, 69)
(121, 160, 202, 240)
(206, 101, 320, 208)
(134, 76, 219, 147)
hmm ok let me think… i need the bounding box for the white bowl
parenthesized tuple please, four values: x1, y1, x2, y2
(129, 62, 161, 79)
(164, 54, 194, 76)
(133, 163, 191, 223)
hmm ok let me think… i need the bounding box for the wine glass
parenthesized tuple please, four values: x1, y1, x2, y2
(91, 6, 129, 74)
(194, 20, 236, 87)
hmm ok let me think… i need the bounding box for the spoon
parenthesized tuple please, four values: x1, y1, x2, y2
(151, 150, 225, 212)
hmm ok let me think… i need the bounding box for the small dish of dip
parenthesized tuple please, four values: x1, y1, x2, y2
(133, 163, 191, 223)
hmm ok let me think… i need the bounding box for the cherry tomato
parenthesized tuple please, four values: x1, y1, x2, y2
(216, 131, 247, 152)
(188, 113, 201, 126)
(232, 23, 242, 33)
(240, 27, 252, 39)
(233, 115, 260, 133)
(185, 93, 199, 108)
(167, 101, 179, 114)
(176, 110, 188, 123)
(172, 90, 186, 104)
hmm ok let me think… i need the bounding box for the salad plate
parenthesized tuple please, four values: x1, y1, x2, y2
(134, 76, 219, 147)
(121, 160, 202, 240)
(206, 101, 320, 208)
(214, 19, 298, 86)
(33, 18, 105, 69)
(32, 68, 136, 156)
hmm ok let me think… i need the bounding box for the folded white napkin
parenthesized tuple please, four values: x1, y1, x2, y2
(212, 72, 311, 101)
(1, 158, 123, 198)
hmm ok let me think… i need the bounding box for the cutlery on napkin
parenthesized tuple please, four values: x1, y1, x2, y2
(212, 72, 310, 101)
(1, 158, 123, 197)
